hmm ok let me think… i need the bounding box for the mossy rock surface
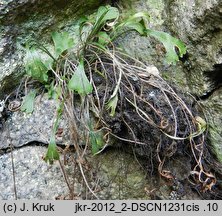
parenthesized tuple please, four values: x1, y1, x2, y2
(1, 0, 222, 199)
(0, 0, 109, 98)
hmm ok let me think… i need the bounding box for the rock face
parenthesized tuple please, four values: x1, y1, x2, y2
(1, 0, 222, 199)
(167, 0, 222, 96)
(0, 145, 69, 200)
(0, 0, 108, 99)
(116, 0, 190, 94)
(0, 146, 150, 200)
(118, 0, 222, 162)
(200, 88, 222, 162)
(166, 0, 222, 162)
(0, 94, 70, 149)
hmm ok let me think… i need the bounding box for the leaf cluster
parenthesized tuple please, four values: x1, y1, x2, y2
(23, 5, 187, 161)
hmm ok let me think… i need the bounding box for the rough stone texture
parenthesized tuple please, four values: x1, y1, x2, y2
(0, 0, 108, 99)
(0, 94, 70, 149)
(200, 88, 222, 162)
(117, 0, 166, 64)
(118, 0, 221, 95)
(0, 146, 150, 200)
(165, 0, 222, 162)
(1, 0, 222, 199)
(91, 150, 149, 199)
(118, 0, 222, 162)
(167, 0, 222, 96)
(117, 0, 190, 91)
(0, 145, 69, 200)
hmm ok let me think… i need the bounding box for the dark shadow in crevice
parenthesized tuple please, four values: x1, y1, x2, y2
(198, 63, 222, 100)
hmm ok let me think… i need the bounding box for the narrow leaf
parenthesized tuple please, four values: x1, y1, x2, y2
(68, 60, 93, 96)
(122, 12, 150, 26)
(96, 6, 107, 22)
(123, 21, 147, 35)
(130, 12, 150, 19)
(90, 6, 119, 40)
(21, 90, 36, 113)
(106, 94, 118, 117)
(98, 31, 111, 45)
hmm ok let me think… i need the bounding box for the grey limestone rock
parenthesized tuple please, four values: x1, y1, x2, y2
(119, 0, 222, 163)
(0, 146, 150, 200)
(166, 0, 222, 162)
(0, 0, 108, 99)
(0, 94, 70, 149)
(167, 0, 222, 96)
(200, 88, 222, 162)
(0, 145, 69, 200)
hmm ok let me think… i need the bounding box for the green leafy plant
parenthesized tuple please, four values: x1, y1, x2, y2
(23, 5, 187, 160)
(105, 65, 122, 117)
(51, 31, 75, 58)
(24, 49, 49, 83)
(44, 101, 64, 164)
(20, 90, 36, 113)
(21, 5, 214, 196)
(114, 11, 149, 36)
(79, 6, 119, 46)
(44, 138, 60, 165)
(146, 29, 186, 64)
(24, 32, 77, 163)
(68, 59, 93, 96)
(113, 11, 186, 64)
(88, 121, 105, 155)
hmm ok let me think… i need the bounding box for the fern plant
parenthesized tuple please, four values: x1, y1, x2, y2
(23, 5, 187, 163)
